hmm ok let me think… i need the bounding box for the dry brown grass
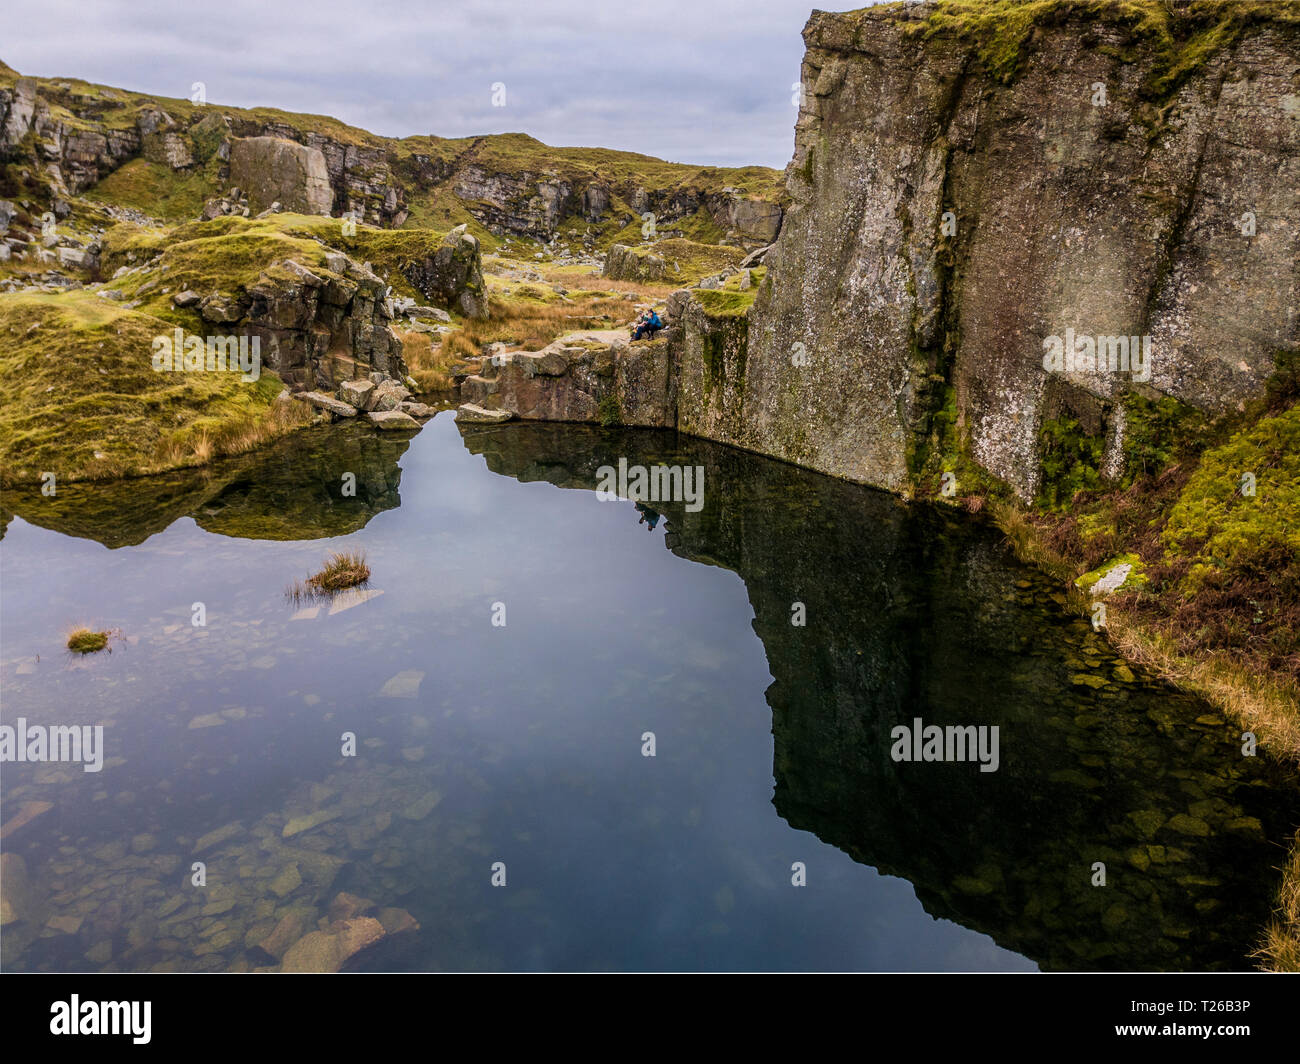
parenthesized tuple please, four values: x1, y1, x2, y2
(287, 550, 371, 604)
(153, 395, 314, 471)
(543, 271, 677, 300)
(434, 291, 638, 362)
(1255, 829, 1300, 972)
(1106, 616, 1300, 764)
(396, 327, 455, 393)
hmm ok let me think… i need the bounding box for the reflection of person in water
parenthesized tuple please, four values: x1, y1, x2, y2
(635, 502, 661, 531)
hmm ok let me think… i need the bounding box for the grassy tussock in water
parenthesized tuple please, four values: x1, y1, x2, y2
(65, 627, 110, 654)
(287, 551, 371, 604)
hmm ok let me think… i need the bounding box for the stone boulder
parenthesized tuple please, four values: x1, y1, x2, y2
(297, 391, 358, 418)
(229, 136, 333, 216)
(400, 224, 487, 319)
(368, 409, 421, 431)
(367, 379, 411, 412)
(455, 403, 515, 424)
(338, 379, 376, 408)
(603, 243, 667, 283)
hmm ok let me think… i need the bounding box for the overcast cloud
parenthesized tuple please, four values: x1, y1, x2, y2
(1, 0, 879, 169)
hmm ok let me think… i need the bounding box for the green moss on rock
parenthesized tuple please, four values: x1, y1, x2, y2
(1162, 403, 1300, 587)
(1037, 415, 1104, 510)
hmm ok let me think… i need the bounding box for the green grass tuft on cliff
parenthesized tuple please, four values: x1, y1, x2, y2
(693, 289, 756, 318)
(99, 212, 465, 308)
(1162, 404, 1300, 593)
(901, 0, 1300, 97)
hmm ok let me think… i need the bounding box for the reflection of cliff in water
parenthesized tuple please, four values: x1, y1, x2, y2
(460, 420, 1300, 971)
(0, 423, 412, 547)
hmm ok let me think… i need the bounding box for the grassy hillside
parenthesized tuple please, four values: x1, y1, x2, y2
(0, 61, 785, 249)
(0, 290, 306, 486)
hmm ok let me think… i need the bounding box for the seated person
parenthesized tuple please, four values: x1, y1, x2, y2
(631, 308, 664, 341)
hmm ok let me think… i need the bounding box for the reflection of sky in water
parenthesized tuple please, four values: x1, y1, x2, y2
(0, 413, 1290, 972)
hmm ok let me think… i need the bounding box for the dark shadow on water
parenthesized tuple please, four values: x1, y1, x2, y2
(459, 420, 1300, 971)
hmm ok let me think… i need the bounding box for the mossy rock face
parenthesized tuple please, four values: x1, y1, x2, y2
(1036, 415, 1104, 510)
(398, 226, 488, 318)
(1162, 404, 1300, 588)
(597, 393, 622, 427)
(1120, 391, 1210, 484)
(904, 0, 1296, 99)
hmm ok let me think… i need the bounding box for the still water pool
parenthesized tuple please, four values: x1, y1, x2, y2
(1, 413, 1295, 971)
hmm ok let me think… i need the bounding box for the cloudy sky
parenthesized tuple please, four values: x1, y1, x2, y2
(4, 0, 877, 169)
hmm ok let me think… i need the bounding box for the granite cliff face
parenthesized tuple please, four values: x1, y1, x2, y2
(457, 2, 1299, 503)
(456, 421, 1300, 970)
(228, 136, 334, 216)
(743, 0, 1300, 500)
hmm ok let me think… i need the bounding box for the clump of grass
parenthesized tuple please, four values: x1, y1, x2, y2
(66, 628, 109, 654)
(1255, 830, 1300, 972)
(287, 550, 370, 604)
(693, 288, 756, 318)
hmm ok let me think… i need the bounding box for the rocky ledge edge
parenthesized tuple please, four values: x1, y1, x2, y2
(295, 374, 438, 432)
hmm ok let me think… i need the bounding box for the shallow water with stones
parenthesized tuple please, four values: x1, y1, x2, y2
(1, 413, 1296, 971)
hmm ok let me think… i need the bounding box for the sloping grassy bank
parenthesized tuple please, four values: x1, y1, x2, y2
(0, 290, 308, 486)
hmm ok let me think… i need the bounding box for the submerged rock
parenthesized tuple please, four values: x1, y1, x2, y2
(0, 800, 54, 841)
(0, 853, 34, 925)
(455, 403, 514, 424)
(279, 916, 385, 972)
(256, 910, 310, 960)
(282, 809, 342, 838)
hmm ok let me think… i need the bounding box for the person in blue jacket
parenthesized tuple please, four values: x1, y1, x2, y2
(631, 308, 663, 341)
